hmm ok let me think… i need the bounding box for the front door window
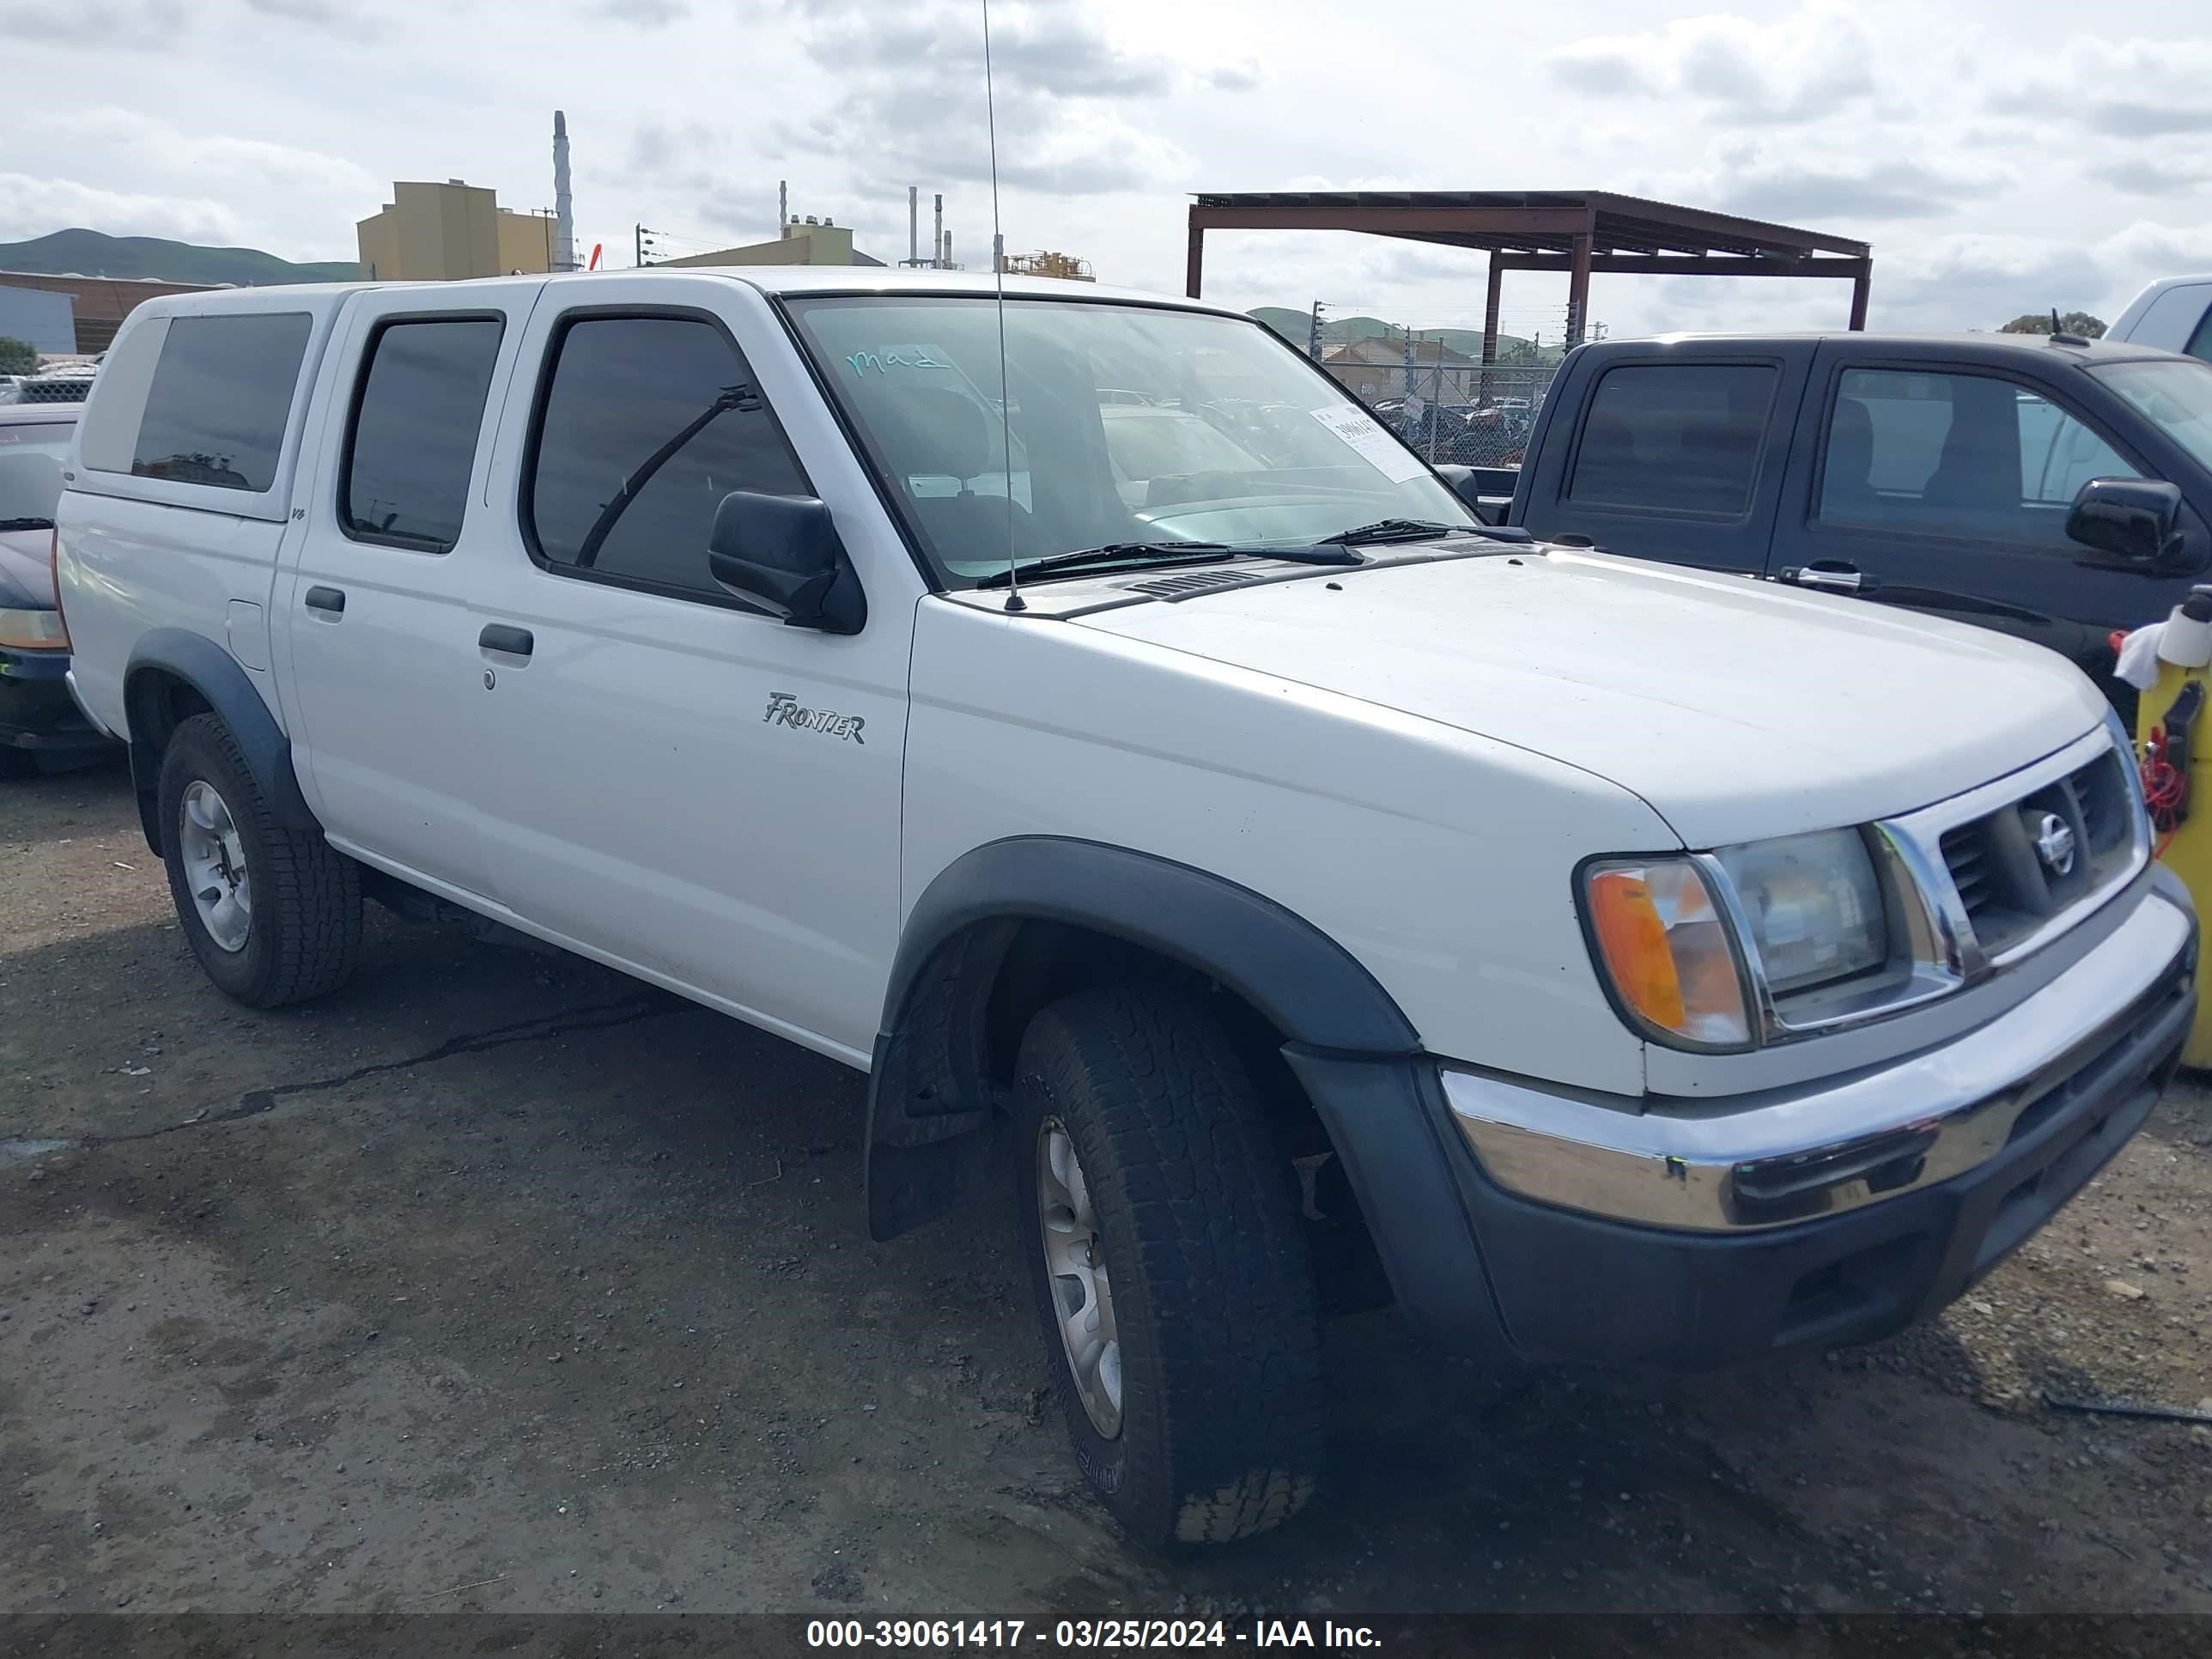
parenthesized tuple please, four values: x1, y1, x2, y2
(1815, 368, 2140, 549)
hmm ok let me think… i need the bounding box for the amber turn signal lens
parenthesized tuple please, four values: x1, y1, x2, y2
(1583, 860, 1751, 1048)
(1587, 870, 1684, 1029)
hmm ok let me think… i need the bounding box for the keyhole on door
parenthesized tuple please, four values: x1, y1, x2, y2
(483, 670, 496, 690)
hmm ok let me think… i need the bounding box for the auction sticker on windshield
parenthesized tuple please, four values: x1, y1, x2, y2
(1309, 403, 1427, 483)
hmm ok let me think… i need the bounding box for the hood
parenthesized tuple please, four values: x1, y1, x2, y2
(1069, 547, 2110, 848)
(0, 527, 54, 611)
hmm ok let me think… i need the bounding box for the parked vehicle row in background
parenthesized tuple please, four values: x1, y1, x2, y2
(0, 402, 108, 775)
(1453, 331, 2212, 697)
(3, 360, 100, 407)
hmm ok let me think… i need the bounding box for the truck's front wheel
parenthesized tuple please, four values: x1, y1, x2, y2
(1013, 985, 1325, 1546)
(158, 713, 362, 1007)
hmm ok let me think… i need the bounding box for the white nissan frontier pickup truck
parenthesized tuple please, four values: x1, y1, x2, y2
(52, 270, 2196, 1546)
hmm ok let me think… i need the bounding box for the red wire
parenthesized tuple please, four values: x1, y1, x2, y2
(2142, 730, 2188, 856)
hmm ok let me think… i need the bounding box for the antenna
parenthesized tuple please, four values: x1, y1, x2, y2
(981, 0, 1023, 612)
(552, 111, 574, 273)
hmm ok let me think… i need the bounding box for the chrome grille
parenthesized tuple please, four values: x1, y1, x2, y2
(1940, 826, 1995, 919)
(1917, 738, 2146, 968)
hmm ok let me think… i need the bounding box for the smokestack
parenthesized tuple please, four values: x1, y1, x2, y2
(993, 232, 1004, 274)
(551, 112, 575, 272)
(933, 193, 944, 269)
(908, 185, 919, 265)
(943, 230, 952, 269)
(779, 179, 787, 232)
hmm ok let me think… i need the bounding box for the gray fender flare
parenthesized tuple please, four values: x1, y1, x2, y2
(124, 628, 317, 854)
(864, 836, 1422, 1241)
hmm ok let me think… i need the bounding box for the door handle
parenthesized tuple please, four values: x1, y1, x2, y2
(1778, 563, 1864, 594)
(479, 623, 534, 657)
(304, 585, 346, 615)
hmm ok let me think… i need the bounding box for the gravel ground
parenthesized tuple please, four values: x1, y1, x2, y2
(4, 757, 2211, 1623)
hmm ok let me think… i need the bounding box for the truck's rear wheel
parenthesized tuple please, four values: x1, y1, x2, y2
(1012, 985, 1325, 1546)
(158, 713, 362, 1007)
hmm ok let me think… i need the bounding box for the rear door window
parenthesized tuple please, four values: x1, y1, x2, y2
(1566, 363, 1778, 517)
(131, 313, 311, 492)
(522, 313, 811, 602)
(339, 316, 504, 552)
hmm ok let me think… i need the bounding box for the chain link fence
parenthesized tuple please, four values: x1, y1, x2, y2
(1318, 348, 1559, 469)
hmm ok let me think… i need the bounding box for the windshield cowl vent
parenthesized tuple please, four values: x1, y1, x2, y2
(1120, 570, 1262, 599)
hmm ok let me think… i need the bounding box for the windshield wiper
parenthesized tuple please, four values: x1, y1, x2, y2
(973, 541, 1360, 588)
(0, 516, 54, 532)
(1314, 518, 1468, 546)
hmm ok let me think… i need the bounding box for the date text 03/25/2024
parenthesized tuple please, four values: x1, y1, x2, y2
(805, 1620, 1383, 1650)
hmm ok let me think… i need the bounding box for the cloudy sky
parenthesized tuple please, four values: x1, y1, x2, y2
(3, 0, 2209, 338)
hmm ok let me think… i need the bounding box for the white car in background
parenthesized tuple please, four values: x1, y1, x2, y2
(2109, 276, 2212, 361)
(0, 402, 112, 775)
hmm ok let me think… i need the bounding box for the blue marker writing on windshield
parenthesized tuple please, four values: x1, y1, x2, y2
(848, 344, 952, 375)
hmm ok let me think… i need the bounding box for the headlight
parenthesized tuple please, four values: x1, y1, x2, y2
(1581, 829, 1888, 1052)
(0, 606, 68, 650)
(1711, 829, 1885, 995)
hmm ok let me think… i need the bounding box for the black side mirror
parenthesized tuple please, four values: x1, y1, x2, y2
(1432, 463, 1498, 524)
(707, 492, 866, 635)
(2067, 477, 2184, 567)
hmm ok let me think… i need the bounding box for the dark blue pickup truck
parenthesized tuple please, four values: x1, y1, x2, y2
(1455, 331, 2212, 688)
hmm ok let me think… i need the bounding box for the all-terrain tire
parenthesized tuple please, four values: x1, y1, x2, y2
(158, 713, 362, 1006)
(1013, 984, 1326, 1547)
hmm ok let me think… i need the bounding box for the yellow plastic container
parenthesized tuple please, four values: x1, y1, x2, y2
(2132, 598, 2212, 1067)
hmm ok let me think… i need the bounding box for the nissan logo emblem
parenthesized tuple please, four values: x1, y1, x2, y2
(2031, 811, 2077, 877)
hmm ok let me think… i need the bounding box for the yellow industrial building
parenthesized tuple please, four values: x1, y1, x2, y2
(653, 217, 878, 269)
(356, 180, 556, 282)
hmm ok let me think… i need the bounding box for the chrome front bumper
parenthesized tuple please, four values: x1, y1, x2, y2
(1443, 881, 2195, 1233)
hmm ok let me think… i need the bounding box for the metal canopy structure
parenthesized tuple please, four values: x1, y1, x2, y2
(1184, 190, 1873, 356)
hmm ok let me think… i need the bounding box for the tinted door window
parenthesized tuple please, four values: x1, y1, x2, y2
(525, 314, 809, 599)
(1817, 369, 2138, 548)
(340, 317, 504, 552)
(1565, 363, 1777, 516)
(131, 313, 310, 491)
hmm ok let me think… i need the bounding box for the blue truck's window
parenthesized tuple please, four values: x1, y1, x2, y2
(131, 312, 310, 492)
(1819, 369, 2136, 547)
(340, 317, 504, 554)
(523, 314, 809, 601)
(1566, 363, 1776, 517)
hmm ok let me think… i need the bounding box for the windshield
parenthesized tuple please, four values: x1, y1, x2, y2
(2095, 358, 2212, 473)
(1101, 409, 1263, 481)
(0, 421, 71, 528)
(785, 297, 1476, 584)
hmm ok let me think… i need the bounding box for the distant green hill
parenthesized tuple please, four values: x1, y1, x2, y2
(0, 228, 356, 286)
(1249, 306, 1559, 362)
